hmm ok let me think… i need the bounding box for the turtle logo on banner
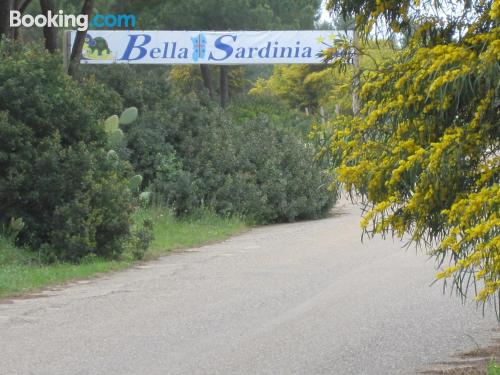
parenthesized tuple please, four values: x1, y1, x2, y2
(191, 33, 207, 62)
(83, 33, 113, 60)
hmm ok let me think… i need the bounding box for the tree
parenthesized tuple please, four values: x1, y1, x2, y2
(251, 64, 327, 111)
(267, 0, 321, 29)
(250, 41, 394, 116)
(317, 0, 499, 310)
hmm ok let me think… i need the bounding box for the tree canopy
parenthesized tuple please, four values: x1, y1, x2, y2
(315, 0, 499, 308)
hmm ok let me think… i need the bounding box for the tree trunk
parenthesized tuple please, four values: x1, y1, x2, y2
(68, 0, 95, 78)
(200, 64, 214, 98)
(351, 30, 360, 116)
(13, 0, 33, 40)
(0, 0, 14, 40)
(17, 0, 32, 12)
(219, 65, 228, 108)
(39, 0, 57, 52)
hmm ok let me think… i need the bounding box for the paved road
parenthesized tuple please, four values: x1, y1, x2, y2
(0, 200, 498, 375)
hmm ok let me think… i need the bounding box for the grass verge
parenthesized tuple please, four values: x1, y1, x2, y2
(146, 209, 247, 256)
(0, 209, 247, 299)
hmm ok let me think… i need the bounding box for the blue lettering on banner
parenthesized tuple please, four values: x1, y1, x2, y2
(74, 30, 350, 64)
(208, 35, 236, 61)
(121, 34, 151, 61)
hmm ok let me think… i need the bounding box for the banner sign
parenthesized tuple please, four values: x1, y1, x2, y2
(69, 30, 352, 65)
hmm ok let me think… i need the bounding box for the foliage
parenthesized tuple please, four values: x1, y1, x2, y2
(84, 65, 192, 186)
(252, 65, 329, 111)
(120, 0, 320, 30)
(0, 44, 118, 146)
(84, 65, 336, 223)
(327, 0, 497, 41)
(251, 41, 395, 116)
(227, 94, 312, 134)
(5, 217, 25, 244)
(169, 65, 249, 98)
(160, 112, 336, 222)
(316, 0, 499, 306)
(0, 46, 138, 262)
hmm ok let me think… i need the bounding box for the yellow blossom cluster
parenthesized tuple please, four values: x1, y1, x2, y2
(314, 3, 499, 307)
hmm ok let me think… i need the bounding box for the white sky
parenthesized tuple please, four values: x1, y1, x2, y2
(319, 0, 333, 23)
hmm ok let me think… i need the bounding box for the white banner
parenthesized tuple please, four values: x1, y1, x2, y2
(69, 30, 352, 65)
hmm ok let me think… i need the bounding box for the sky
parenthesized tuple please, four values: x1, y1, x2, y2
(320, 0, 333, 23)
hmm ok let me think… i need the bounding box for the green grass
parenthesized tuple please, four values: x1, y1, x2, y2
(489, 360, 500, 375)
(146, 208, 247, 256)
(0, 209, 247, 299)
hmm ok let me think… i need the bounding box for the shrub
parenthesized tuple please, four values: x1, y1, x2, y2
(148, 110, 336, 222)
(0, 45, 135, 261)
(187, 115, 336, 222)
(0, 45, 121, 147)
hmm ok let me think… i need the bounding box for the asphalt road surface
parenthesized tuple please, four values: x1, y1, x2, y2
(1, 200, 498, 375)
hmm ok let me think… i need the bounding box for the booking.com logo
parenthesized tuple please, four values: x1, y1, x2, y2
(9, 10, 136, 31)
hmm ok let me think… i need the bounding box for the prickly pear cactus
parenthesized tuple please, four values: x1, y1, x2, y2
(106, 149, 119, 164)
(109, 128, 124, 148)
(119, 107, 138, 126)
(104, 115, 119, 133)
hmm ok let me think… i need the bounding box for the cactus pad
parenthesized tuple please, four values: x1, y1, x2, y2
(109, 128, 124, 147)
(104, 115, 119, 133)
(119, 107, 138, 125)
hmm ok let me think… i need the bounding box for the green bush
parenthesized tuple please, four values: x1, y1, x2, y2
(143, 104, 335, 222)
(0, 46, 135, 261)
(183, 115, 336, 222)
(81, 62, 336, 223)
(0, 45, 121, 147)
